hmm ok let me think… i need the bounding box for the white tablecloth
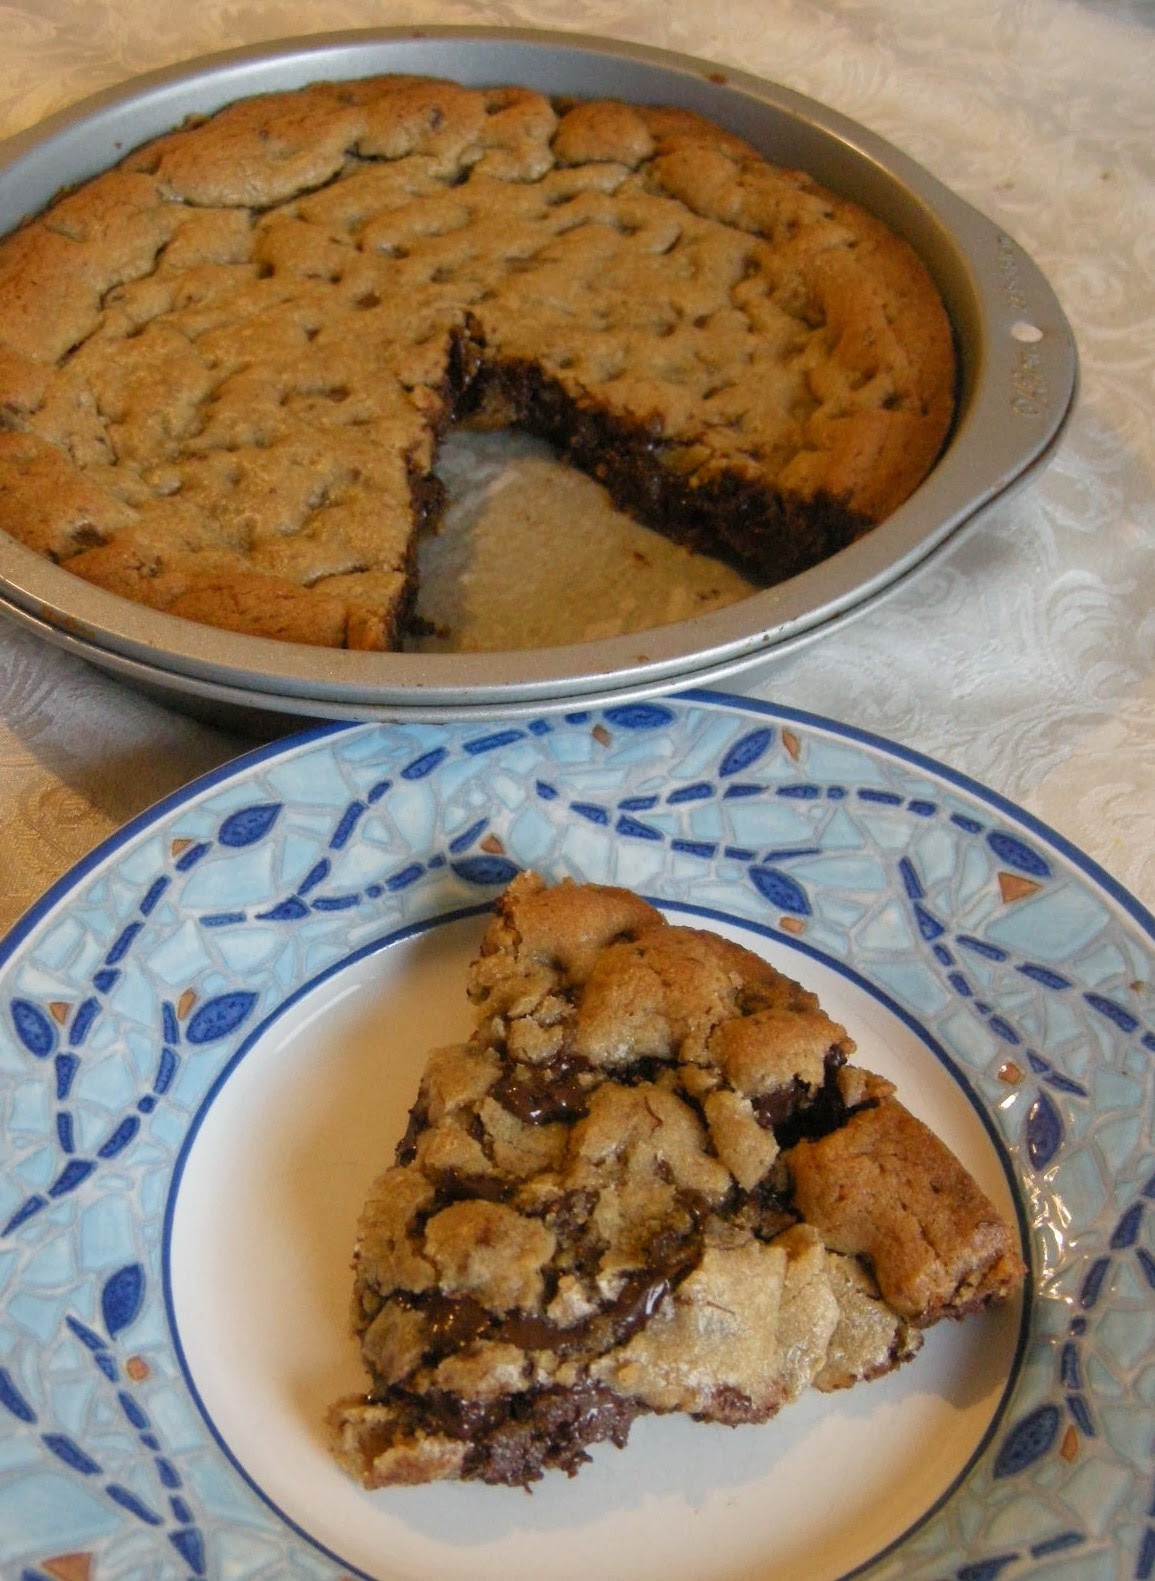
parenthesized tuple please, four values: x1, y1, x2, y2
(0, 0, 1152, 933)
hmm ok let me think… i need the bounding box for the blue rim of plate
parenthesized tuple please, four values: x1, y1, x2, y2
(0, 688, 1152, 1581)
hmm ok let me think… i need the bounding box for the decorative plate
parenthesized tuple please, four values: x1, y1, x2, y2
(0, 692, 1150, 1581)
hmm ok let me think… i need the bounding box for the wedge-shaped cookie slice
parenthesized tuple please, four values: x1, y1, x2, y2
(328, 873, 1024, 1487)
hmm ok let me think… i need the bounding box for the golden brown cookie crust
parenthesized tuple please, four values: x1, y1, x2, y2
(0, 77, 955, 650)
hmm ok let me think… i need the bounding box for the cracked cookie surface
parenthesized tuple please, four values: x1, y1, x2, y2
(328, 872, 1024, 1488)
(0, 76, 955, 650)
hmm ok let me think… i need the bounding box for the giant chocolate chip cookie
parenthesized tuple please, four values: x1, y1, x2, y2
(0, 77, 955, 650)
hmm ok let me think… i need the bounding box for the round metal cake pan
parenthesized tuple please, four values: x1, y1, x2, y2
(0, 26, 1078, 723)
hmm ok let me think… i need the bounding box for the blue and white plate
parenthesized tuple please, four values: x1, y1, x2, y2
(1, 692, 1151, 1581)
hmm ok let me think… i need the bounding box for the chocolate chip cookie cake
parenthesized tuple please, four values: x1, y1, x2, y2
(327, 873, 1024, 1488)
(0, 75, 956, 651)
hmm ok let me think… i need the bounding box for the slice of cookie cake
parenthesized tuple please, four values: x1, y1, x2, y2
(328, 872, 1024, 1488)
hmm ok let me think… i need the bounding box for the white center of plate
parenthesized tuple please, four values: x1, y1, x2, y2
(166, 908, 1025, 1581)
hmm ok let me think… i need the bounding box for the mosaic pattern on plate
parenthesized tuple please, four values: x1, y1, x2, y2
(0, 697, 1152, 1580)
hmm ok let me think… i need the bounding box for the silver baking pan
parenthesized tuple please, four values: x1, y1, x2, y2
(0, 26, 1077, 723)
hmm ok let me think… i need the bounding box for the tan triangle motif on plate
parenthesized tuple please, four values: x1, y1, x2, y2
(999, 872, 1041, 904)
(42, 1556, 92, 1581)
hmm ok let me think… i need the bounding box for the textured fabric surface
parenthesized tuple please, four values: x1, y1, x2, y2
(0, 0, 1152, 931)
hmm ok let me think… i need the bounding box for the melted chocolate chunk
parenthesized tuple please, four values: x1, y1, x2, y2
(465, 1382, 642, 1486)
(429, 1169, 515, 1207)
(750, 1077, 809, 1131)
(391, 1232, 702, 1373)
(394, 1098, 428, 1167)
(755, 1049, 857, 1150)
(359, 1378, 643, 1487)
(491, 1057, 590, 1125)
(394, 1291, 492, 1366)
